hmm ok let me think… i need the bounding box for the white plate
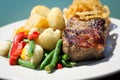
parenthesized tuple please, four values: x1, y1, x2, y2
(0, 18, 120, 80)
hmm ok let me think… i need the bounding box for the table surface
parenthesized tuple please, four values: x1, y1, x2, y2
(0, 0, 120, 80)
(99, 72, 120, 80)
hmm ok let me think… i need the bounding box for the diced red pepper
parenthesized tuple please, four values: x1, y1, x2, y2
(28, 31, 40, 40)
(57, 63, 63, 69)
(10, 32, 27, 56)
(9, 32, 27, 65)
(10, 41, 26, 65)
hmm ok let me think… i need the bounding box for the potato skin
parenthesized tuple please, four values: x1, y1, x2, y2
(37, 28, 61, 50)
(47, 7, 65, 30)
(25, 14, 49, 30)
(31, 5, 50, 17)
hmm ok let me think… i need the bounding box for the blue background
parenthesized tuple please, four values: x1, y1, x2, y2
(0, 0, 119, 27)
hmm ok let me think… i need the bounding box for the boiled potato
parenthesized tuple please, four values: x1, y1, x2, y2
(0, 41, 11, 56)
(25, 14, 49, 29)
(47, 7, 65, 30)
(37, 28, 61, 50)
(31, 5, 50, 17)
(20, 5, 50, 34)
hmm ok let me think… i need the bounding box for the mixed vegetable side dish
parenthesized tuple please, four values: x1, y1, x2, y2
(0, 5, 76, 73)
(0, 0, 110, 73)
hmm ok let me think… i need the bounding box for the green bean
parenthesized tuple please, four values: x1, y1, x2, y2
(27, 40, 35, 57)
(62, 54, 69, 61)
(40, 50, 55, 70)
(43, 50, 51, 57)
(8, 49, 11, 58)
(18, 58, 37, 69)
(45, 39, 62, 73)
(23, 39, 30, 43)
(60, 54, 76, 67)
(61, 60, 76, 67)
(8, 41, 12, 58)
(8, 46, 11, 58)
(23, 39, 35, 57)
(44, 52, 48, 57)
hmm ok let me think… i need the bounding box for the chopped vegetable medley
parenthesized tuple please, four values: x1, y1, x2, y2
(0, 5, 76, 73)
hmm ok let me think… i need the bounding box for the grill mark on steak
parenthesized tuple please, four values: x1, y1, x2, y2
(64, 29, 105, 48)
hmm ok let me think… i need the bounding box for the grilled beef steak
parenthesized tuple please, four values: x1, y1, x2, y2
(62, 16, 107, 61)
